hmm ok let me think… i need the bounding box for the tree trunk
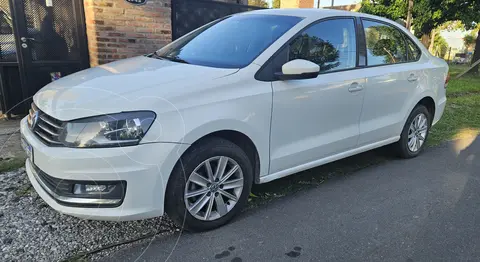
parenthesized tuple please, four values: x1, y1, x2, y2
(470, 32, 480, 75)
(429, 30, 436, 53)
(406, 0, 413, 30)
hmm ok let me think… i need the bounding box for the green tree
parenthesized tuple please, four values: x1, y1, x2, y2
(359, 0, 463, 48)
(248, 0, 268, 8)
(272, 0, 281, 8)
(450, 1, 480, 74)
(464, 33, 477, 51)
(468, 26, 480, 74)
(359, 0, 407, 22)
(457, 0, 480, 73)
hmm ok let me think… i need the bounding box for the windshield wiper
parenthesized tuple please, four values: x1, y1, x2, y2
(159, 55, 189, 64)
(149, 52, 189, 64)
(149, 51, 163, 59)
(151, 51, 186, 63)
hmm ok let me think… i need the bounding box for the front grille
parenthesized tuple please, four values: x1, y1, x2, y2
(28, 103, 64, 146)
(33, 164, 73, 195)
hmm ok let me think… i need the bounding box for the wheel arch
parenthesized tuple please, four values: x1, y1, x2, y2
(193, 130, 261, 184)
(403, 94, 436, 126)
(416, 96, 436, 120)
(170, 122, 265, 188)
(397, 94, 436, 139)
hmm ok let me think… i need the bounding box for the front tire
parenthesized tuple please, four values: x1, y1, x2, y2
(165, 137, 253, 232)
(394, 105, 431, 158)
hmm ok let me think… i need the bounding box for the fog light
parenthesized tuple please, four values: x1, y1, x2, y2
(73, 184, 116, 195)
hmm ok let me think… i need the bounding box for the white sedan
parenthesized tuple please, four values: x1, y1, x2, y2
(20, 9, 448, 231)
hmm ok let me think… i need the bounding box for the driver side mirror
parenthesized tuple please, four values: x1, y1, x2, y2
(275, 59, 319, 80)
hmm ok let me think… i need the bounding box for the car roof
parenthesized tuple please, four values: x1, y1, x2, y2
(244, 8, 354, 18)
(237, 8, 431, 60)
(239, 8, 398, 25)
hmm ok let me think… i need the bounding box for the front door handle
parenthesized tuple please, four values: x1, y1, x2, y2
(407, 74, 418, 82)
(20, 37, 37, 42)
(348, 82, 364, 93)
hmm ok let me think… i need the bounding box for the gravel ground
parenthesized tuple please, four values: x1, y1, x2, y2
(0, 168, 177, 262)
(0, 119, 24, 160)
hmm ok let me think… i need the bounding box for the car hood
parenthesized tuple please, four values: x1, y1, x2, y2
(33, 56, 239, 121)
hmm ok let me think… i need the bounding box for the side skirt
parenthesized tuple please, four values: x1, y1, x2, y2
(259, 136, 400, 184)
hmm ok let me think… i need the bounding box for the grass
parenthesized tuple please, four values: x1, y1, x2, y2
(445, 66, 480, 96)
(428, 65, 480, 145)
(0, 157, 25, 173)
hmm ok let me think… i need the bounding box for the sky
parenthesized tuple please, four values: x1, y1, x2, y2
(441, 30, 471, 51)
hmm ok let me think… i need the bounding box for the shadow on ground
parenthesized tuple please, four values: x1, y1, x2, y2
(248, 145, 397, 207)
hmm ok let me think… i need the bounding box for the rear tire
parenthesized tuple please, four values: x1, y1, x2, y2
(165, 137, 253, 232)
(394, 105, 431, 158)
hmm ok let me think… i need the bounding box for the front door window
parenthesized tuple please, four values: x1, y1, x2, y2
(288, 18, 357, 73)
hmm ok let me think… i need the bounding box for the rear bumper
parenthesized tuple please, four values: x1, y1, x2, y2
(433, 96, 447, 126)
(21, 117, 189, 221)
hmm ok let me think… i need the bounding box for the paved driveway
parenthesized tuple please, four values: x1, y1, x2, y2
(106, 136, 480, 262)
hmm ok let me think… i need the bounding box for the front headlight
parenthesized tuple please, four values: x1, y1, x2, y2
(58, 111, 156, 148)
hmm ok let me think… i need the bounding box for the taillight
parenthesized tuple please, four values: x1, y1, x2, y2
(445, 72, 450, 88)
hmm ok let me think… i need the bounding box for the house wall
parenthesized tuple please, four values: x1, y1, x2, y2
(83, 0, 172, 66)
(281, 0, 313, 8)
(323, 4, 361, 11)
(84, 0, 249, 67)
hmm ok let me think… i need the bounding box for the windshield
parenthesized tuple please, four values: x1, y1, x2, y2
(154, 14, 302, 68)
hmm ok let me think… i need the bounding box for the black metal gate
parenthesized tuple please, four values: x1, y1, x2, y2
(0, 0, 89, 115)
(171, 0, 265, 41)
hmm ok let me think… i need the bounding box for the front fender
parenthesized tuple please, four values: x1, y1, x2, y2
(182, 119, 270, 178)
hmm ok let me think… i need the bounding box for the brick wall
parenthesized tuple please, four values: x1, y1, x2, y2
(83, 0, 172, 66)
(281, 0, 313, 8)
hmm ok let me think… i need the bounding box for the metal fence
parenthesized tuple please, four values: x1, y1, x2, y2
(171, 0, 265, 41)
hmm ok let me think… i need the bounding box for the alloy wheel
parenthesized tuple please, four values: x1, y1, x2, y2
(184, 156, 244, 221)
(407, 113, 428, 152)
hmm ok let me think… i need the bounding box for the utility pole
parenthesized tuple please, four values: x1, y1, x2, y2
(331, 0, 334, 7)
(406, 0, 414, 30)
(317, 0, 320, 8)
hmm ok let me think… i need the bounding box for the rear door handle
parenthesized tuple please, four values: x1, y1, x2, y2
(348, 82, 364, 93)
(407, 74, 418, 82)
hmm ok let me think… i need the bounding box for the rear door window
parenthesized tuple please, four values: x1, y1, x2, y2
(363, 20, 408, 66)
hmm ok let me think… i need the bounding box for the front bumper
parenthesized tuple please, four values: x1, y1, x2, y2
(29, 161, 127, 207)
(21, 117, 188, 221)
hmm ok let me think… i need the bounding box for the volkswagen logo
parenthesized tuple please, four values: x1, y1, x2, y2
(31, 111, 39, 129)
